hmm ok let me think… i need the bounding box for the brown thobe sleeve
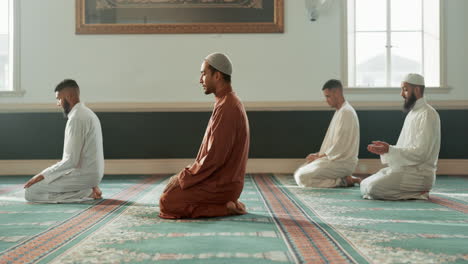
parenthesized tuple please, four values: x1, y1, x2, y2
(178, 104, 237, 190)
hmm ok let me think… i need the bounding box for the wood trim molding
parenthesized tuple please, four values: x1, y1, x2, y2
(0, 159, 466, 176)
(1, 100, 467, 113)
(0, 90, 26, 97)
(344, 87, 452, 94)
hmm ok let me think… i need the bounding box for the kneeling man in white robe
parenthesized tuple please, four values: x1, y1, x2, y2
(361, 73, 441, 200)
(24, 79, 104, 203)
(294, 79, 361, 188)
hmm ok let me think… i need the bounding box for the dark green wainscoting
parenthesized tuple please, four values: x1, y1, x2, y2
(1, 110, 467, 159)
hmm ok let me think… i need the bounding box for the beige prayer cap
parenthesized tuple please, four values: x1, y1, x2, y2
(403, 73, 425, 86)
(204, 52, 232, 76)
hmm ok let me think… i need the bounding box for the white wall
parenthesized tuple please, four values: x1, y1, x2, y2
(2, 0, 468, 104)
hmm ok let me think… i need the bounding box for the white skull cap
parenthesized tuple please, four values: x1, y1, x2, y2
(404, 73, 425, 86)
(204, 52, 232, 76)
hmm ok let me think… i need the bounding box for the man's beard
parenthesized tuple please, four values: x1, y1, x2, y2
(403, 93, 417, 113)
(62, 100, 71, 118)
(204, 85, 214, 95)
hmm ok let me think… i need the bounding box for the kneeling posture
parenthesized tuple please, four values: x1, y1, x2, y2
(294, 79, 360, 188)
(24, 79, 104, 203)
(159, 53, 250, 219)
(361, 73, 441, 200)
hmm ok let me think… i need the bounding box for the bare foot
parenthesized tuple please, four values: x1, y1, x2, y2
(226, 200, 247, 215)
(345, 176, 361, 187)
(91, 186, 103, 199)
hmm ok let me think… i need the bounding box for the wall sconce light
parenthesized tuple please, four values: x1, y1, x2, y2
(305, 0, 333, 21)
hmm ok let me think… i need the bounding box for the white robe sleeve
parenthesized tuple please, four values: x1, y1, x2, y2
(324, 109, 359, 161)
(382, 110, 439, 167)
(380, 153, 389, 164)
(41, 118, 85, 184)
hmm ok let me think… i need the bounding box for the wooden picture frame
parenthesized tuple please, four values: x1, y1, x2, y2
(76, 0, 284, 34)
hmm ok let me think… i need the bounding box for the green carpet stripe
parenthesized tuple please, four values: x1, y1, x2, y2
(254, 174, 367, 264)
(431, 193, 468, 205)
(0, 175, 168, 264)
(38, 176, 169, 264)
(0, 185, 23, 196)
(429, 195, 468, 213)
(45, 174, 295, 263)
(269, 174, 371, 264)
(250, 175, 300, 263)
(1, 174, 466, 263)
(255, 174, 329, 263)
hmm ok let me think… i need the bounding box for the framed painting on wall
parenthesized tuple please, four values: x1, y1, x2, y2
(76, 0, 284, 34)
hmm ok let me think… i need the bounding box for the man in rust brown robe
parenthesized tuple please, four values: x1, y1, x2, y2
(159, 52, 250, 219)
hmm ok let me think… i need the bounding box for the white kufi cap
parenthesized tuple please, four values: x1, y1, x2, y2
(204, 52, 232, 76)
(404, 73, 425, 86)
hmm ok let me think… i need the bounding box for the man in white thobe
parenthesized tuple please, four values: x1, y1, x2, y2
(361, 73, 441, 200)
(294, 79, 361, 188)
(24, 79, 104, 203)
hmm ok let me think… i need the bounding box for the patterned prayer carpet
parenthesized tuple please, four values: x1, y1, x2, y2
(0, 174, 466, 264)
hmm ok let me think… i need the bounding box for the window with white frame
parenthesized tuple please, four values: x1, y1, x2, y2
(0, 0, 19, 93)
(347, 0, 441, 88)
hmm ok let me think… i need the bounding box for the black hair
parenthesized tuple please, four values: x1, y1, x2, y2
(55, 79, 79, 92)
(207, 64, 231, 83)
(322, 79, 343, 91)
